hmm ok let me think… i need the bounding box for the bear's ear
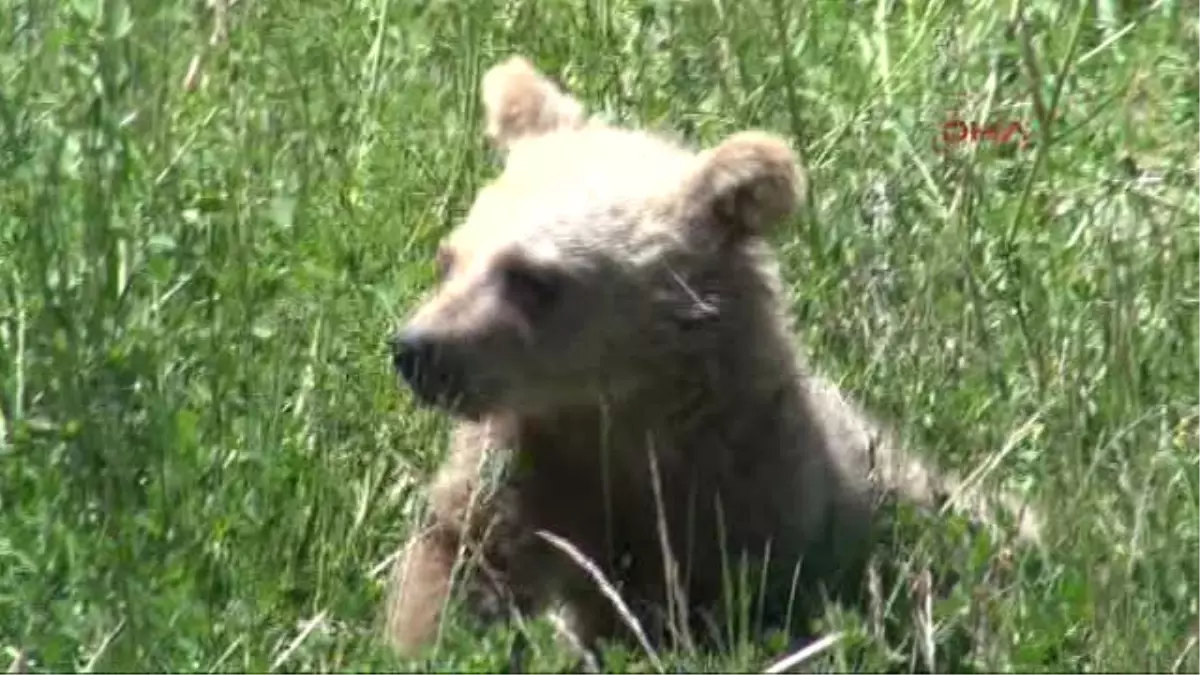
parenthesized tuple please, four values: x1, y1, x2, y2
(681, 131, 804, 240)
(481, 56, 586, 152)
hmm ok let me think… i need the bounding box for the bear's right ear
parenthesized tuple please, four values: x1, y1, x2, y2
(481, 56, 587, 152)
(680, 131, 804, 242)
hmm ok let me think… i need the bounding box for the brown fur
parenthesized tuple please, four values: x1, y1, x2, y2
(383, 55, 1042, 660)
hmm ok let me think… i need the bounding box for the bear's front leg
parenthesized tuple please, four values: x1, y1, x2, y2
(385, 419, 558, 658)
(385, 490, 559, 658)
(384, 523, 460, 656)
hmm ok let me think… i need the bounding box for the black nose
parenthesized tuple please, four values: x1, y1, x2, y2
(388, 330, 467, 408)
(389, 331, 432, 388)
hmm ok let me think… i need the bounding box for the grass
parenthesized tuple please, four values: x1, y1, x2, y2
(0, 0, 1197, 672)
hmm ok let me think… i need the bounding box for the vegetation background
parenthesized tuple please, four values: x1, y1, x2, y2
(1, 0, 1197, 672)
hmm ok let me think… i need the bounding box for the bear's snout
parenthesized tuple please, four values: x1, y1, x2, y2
(388, 330, 469, 412)
(388, 331, 429, 383)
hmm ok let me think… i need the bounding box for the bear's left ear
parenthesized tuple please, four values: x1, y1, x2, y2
(481, 56, 587, 152)
(680, 131, 804, 241)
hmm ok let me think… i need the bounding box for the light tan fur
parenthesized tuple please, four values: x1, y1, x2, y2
(384, 55, 1041, 660)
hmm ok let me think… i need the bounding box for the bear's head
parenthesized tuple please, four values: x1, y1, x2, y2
(390, 56, 805, 419)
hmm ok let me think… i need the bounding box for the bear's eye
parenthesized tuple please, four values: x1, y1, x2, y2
(435, 247, 455, 281)
(501, 263, 561, 318)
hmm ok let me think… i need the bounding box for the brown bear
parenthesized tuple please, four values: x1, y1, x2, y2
(383, 55, 1042, 663)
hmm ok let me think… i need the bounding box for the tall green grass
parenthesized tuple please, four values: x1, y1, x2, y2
(1, 0, 1196, 672)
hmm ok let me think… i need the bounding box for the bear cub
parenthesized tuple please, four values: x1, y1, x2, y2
(383, 55, 1041, 661)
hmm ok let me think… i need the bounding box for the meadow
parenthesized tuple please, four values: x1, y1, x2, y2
(1, 0, 1197, 672)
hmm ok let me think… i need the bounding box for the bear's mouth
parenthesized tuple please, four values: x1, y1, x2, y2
(402, 381, 487, 421)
